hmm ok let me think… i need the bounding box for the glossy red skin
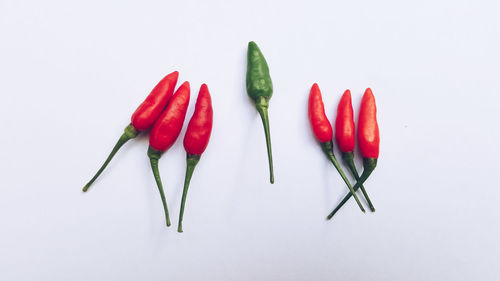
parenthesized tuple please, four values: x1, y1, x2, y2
(308, 83, 333, 143)
(131, 71, 179, 131)
(335, 90, 355, 153)
(358, 88, 380, 158)
(184, 84, 213, 155)
(149, 82, 190, 151)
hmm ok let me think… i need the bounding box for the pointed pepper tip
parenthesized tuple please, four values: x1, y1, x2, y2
(169, 71, 179, 80)
(180, 81, 190, 90)
(200, 83, 208, 92)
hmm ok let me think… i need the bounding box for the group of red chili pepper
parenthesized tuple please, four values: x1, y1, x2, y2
(82, 71, 213, 232)
(308, 84, 380, 219)
(81, 41, 380, 231)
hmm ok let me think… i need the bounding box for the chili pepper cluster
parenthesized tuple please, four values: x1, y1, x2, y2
(82, 41, 381, 230)
(82, 71, 213, 233)
(308, 85, 380, 219)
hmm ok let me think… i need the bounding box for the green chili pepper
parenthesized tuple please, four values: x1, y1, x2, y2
(246, 41, 274, 184)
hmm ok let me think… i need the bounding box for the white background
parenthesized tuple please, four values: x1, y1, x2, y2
(1, 0, 499, 280)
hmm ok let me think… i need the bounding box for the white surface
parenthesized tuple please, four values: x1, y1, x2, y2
(1, 0, 499, 280)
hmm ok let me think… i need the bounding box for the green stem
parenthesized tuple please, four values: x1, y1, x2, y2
(82, 124, 139, 192)
(255, 97, 274, 184)
(148, 147, 171, 227)
(327, 158, 377, 219)
(321, 142, 365, 213)
(178, 154, 200, 233)
(342, 152, 375, 212)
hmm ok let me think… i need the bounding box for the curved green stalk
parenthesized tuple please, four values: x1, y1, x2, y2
(327, 158, 378, 219)
(178, 154, 200, 233)
(82, 124, 139, 192)
(148, 147, 171, 227)
(342, 152, 375, 212)
(321, 142, 365, 213)
(255, 97, 274, 184)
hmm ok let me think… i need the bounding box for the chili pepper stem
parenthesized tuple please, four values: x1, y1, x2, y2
(321, 142, 365, 213)
(147, 147, 171, 227)
(342, 152, 375, 212)
(82, 124, 139, 192)
(177, 154, 200, 233)
(327, 157, 377, 219)
(255, 96, 274, 184)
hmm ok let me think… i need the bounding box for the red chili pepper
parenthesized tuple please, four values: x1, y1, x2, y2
(335, 89, 375, 212)
(82, 71, 179, 192)
(328, 88, 379, 219)
(358, 88, 380, 159)
(335, 90, 355, 153)
(177, 84, 213, 232)
(147, 81, 191, 227)
(308, 83, 365, 213)
(309, 83, 333, 143)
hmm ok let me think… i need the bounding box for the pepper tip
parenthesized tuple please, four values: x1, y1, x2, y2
(248, 41, 259, 51)
(200, 83, 208, 92)
(168, 70, 179, 81)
